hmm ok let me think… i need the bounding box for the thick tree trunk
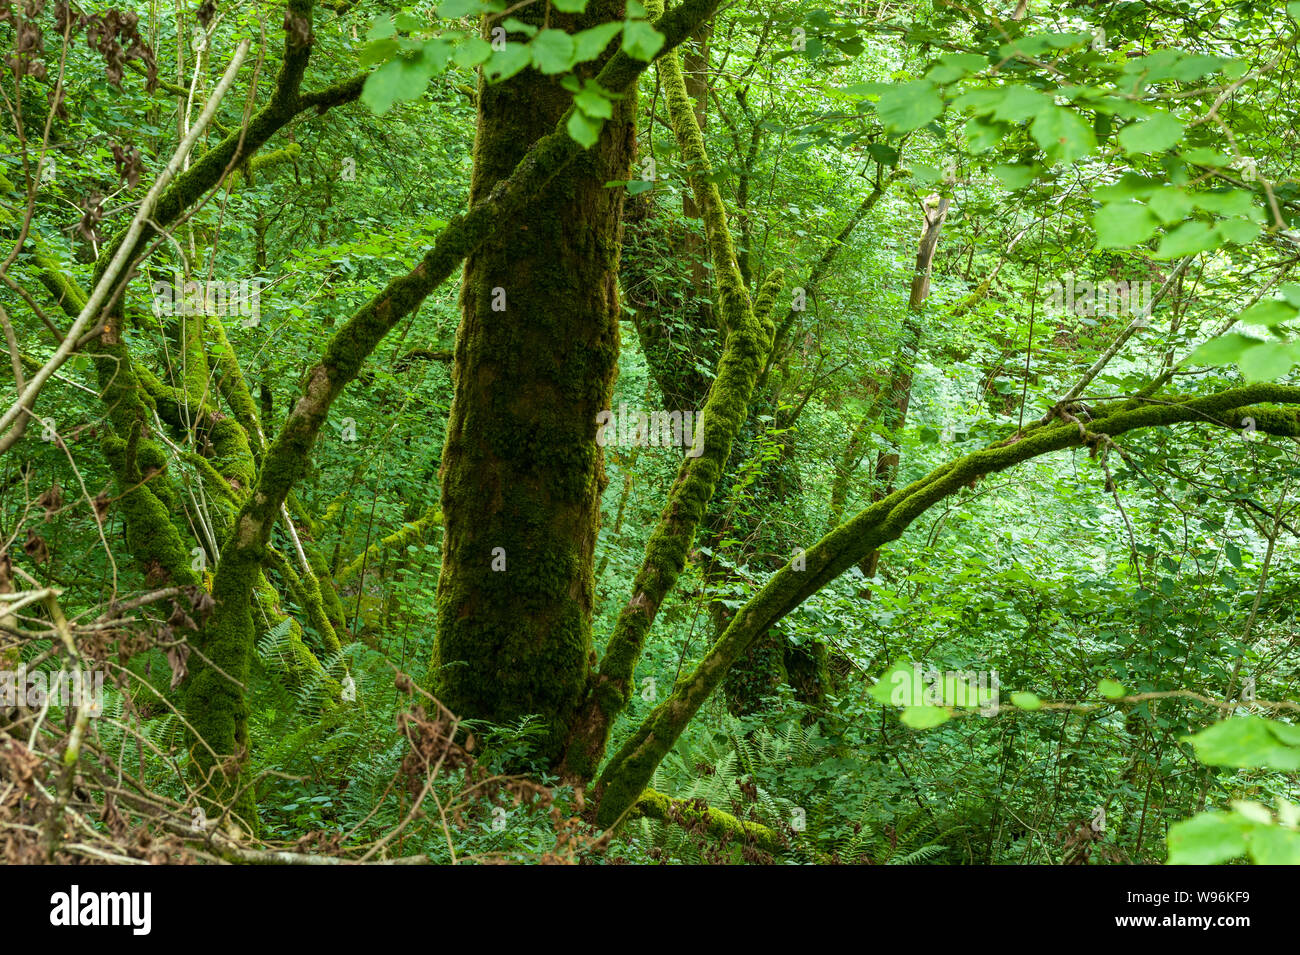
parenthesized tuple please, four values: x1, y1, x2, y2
(432, 3, 636, 762)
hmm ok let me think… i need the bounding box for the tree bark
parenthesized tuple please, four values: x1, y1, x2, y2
(431, 1, 637, 763)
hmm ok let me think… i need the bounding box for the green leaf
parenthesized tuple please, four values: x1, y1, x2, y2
(1170, 53, 1226, 82)
(876, 82, 943, 132)
(869, 659, 921, 706)
(1269, 720, 1300, 746)
(485, 42, 532, 81)
(1217, 217, 1261, 245)
(1031, 106, 1095, 162)
(1117, 112, 1185, 154)
(366, 15, 396, 40)
(1155, 220, 1219, 259)
(1097, 679, 1126, 699)
(1237, 298, 1299, 328)
(952, 88, 1001, 114)
(621, 19, 665, 61)
(1238, 341, 1298, 382)
(573, 22, 622, 61)
(361, 57, 431, 115)
(421, 38, 454, 74)
(867, 143, 899, 165)
(991, 85, 1050, 123)
(1094, 174, 1159, 203)
(1224, 540, 1242, 568)
(1010, 691, 1042, 710)
(574, 87, 613, 118)
(909, 163, 942, 184)
(452, 36, 492, 68)
(1187, 332, 1261, 367)
(839, 81, 890, 98)
(566, 110, 603, 149)
(1280, 799, 1300, 827)
(1232, 800, 1273, 825)
(991, 164, 1034, 190)
(963, 116, 1003, 152)
(1147, 187, 1195, 224)
(1093, 203, 1158, 248)
(1182, 146, 1231, 167)
(1183, 717, 1300, 771)
(501, 17, 538, 36)
(925, 52, 987, 84)
(360, 37, 399, 68)
(1194, 189, 1261, 218)
(437, 0, 481, 17)
(1248, 824, 1300, 865)
(532, 29, 578, 73)
(900, 705, 951, 729)
(552, 0, 588, 10)
(1167, 812, 1251, 865)
(395, 11, 425, 31)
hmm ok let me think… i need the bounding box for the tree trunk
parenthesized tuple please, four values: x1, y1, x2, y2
(682, 25, 712, 306)
(432, 3, 636, 763)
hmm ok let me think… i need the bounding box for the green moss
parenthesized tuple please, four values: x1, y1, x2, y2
(304, 539, 349, 632)
(228, 143, 302, 190)
(136, 363, 257, 492)
(188, 536, 262, 832)
(252, 571, 338, 697)
(631, 787, 785, 854)
(208, 313, 269, 461)
(263, 546, 341, 655)
(100, 434, 200, 586)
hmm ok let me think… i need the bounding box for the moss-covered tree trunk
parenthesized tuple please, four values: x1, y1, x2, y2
(432, 3, 636, 762)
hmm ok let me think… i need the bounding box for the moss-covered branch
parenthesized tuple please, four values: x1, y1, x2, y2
(334, 506, 441, 587)
(252, 573, 339, 697)
(593, 384, 1300, 824)
(45, 0, 335, 599)
(631, 788, 786, 855)
(228, 144, 303, 191)
(205, 309, 349, 642)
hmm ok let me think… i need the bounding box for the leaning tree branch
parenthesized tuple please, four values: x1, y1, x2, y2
(594, 383, 1300, 824)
